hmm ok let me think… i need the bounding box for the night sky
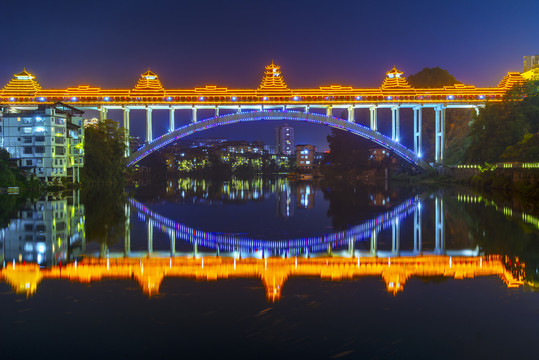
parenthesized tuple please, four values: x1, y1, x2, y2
(2, 0, 538, 149)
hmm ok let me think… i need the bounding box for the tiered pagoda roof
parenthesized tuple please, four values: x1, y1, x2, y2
(258, 62, 289, 91)
(133, 69, 164, 93)
(380, 67, 412, 90)
(2, 69, 42, 95)
(498, 72, 526, 89)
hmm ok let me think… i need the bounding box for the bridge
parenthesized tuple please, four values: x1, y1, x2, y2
(0, 255, 524, 300)
(0, 63, 527, 167)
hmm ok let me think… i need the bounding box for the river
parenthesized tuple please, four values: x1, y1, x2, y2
(0, 176, 538, 358)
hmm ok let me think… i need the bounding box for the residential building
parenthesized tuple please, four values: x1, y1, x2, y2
(1, 102, 84, 183)
(296, 144, 316, 170)
(275, 124, 294, 155)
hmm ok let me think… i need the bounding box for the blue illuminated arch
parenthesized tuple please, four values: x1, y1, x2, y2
(127, 110, 429, 169)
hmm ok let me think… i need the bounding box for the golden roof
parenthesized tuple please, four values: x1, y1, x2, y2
(133, 69, 164, 92)
(381, 67, 412, 90)
(498, 72, 526, 89)
(259, 62, 289, 91)
(2, 69, 42, 95)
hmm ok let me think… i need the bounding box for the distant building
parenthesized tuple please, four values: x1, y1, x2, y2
(369, 148, 390, 163)
(523, 55, 539, 72)
(264, 145, 276, 155)
(275, 124, 294, 155)
(296, 144, 316, 170)
(1, 101, 84, 183)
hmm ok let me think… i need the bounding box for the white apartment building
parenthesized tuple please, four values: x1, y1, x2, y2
(0, 102, 84, 183)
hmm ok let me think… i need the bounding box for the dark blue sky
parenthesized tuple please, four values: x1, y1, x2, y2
(2, 0, 537, 149)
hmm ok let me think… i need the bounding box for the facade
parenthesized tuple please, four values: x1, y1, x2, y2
(0, 192, 85, 266)
(275, 124, 294, 155)
(523, 55, 539, 72)
(296, 144, 316, 170)
(1, 102, 84, 183)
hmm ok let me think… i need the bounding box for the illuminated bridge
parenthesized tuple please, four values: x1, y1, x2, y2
(0, 255, 524, 301)
(0, 64, 527, 168)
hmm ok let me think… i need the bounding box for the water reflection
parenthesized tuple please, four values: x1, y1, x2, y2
(0, 191, 85, 266)
(0, 255, 524, 301)
(0, 179, 538, 301)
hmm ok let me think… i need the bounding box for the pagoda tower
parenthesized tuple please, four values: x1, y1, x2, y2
(258, 62, 289, 91)
(132, 69, 164, 93)
(2, 69, 42, 96)
(381, 67, 412, 90)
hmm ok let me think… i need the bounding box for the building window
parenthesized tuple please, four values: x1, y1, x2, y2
(24, 147, 33, 154)
(35, 136, 45, 142)
(35, 146, 45, 153)
(23, 136, 33, 143)
(26, 159, 32, 166)
(23, 127, 32, 134)
(56, 146, 65, 155)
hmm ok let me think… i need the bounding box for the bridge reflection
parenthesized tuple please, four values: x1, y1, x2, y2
(0, 255, 524, 301)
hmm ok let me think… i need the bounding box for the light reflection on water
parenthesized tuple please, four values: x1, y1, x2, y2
(0, 177, 537, 299)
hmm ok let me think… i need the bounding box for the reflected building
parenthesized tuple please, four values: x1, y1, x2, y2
(297, 183, 314, 209)
(276, 181, 294, 218)
(0, 191, 85, 266)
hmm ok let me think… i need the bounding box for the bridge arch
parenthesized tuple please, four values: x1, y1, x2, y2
(127, 110, 429, 169)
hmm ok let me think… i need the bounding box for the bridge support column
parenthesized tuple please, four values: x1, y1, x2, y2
(169, 107, 175, 132)
(237, 105, 242, 114)
(474, 106, 480, 117)
(348, 236, 355, 256)
(146, 107, 153, 143)
(369, 105, 378, 131)
(413, 106, 422, 156)
(414, 202, 421, 254)
(391, 105, 400, 142)
(123, 107, 130, 157)
(124, 204, 131, 257)
(370, 230, 377, 257)
(305, 105, 310, 113)
(326, 105, 332, 117)
(392, 218, 400, 255)
(192, 106, 197, 123)
(348, 106, 355, 123)
(215, 106, 219, 117)
(435, 197, 444, 255)
(147, 218, 153, 256)
(98, 106, 108, 122)
(434, 105, 445, 164)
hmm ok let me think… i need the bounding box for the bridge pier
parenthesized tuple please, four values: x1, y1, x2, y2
(170, 230, 176, 256)
(348, 106, 355, 123)
(98, 106, 108, 122)
(391, 105, 400, 142)
(124, 204, 131, 257)
(215, 106, 219, 117)
(326, 105, 332, 117)
(169, 107, 175, 132)
(413, 106, 422, 156)
(434, 105, 445, 163)
(370, 230, 377, 256)
(392, 218, 400, 255)
(123, 107, 130, 157)
(435, 197, 444, 255)
(369, 105, 378, 131)
(414, 202, 421, 254)
(147, 218, 153, 256)
(146, 107, 153, 143)
(192, 106, 197, 123)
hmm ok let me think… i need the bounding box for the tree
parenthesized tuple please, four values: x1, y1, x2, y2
(81, 119, 128, 184)
(324, 128, 370, 175)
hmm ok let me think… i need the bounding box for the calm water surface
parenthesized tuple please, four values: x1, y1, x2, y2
(1, 176, 538, 359)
